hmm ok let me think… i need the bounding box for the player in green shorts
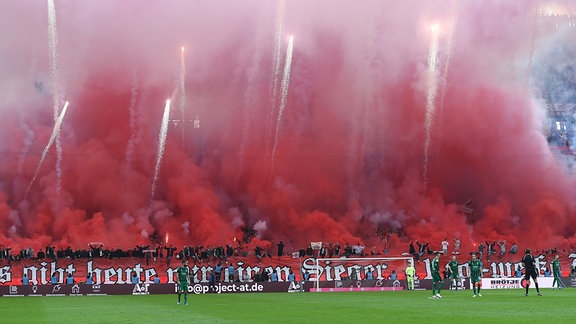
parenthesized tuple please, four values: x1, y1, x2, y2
(552, 255, 565, 289)
(448, 255, 459, 291)
(469, 252, 482, 297)
(177, 259, 190, 305)
(431, 252, 443, 299)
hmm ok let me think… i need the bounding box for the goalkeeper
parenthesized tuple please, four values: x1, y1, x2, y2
(448, 255, 459, 291)
(469, 253, 482, 297)
(405, 262, 416, 290)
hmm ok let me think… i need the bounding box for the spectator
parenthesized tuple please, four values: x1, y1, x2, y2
(366, 270, 374, 280)
(208, 271, 216, 292)
(227, 263, 235, 282)
(486, 241, 496, 261)
(50, 272, 58, 285)
(288, 270, 297, 291)
(255, 246, 262, 263)
(416, 241, 428, 261)
(253, 270, 262, 282)
(441, 238, 449, 255)
(515, 266, 523, 278)
(288, 270, 296, 283)
(409, 241, 418, 262)
(66, 273, 75, 285)
(477, 243, 485, 261)
(383, 237, 390, 256)
(350, 268, 358, 280)
(498, 240, 506, 261)
(509, 243, 518, 255)
(319, 245, 327, 258)
(215, 262, 223, 282)
(165, 245, 177, 266)
(130, 271, 139, 284)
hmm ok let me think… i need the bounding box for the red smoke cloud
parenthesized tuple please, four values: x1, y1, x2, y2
(0, 0, 576, 253)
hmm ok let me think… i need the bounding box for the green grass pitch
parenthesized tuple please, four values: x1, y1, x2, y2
(0, 288, 573, 323)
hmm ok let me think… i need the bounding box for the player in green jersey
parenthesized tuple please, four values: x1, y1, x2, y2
(431, 252, 443, 299)
(176, 259, 191, 305)
(448, 255, 459, 291)
(469, 252, 482, 297)
(552, 255, 565, 289)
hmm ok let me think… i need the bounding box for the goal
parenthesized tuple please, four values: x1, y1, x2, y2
(312, 256, 414, 292)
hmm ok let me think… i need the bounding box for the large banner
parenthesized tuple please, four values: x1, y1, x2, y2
(0, 279, 472, 296)
(0, 282, 312, 297)
(0, 253, 574, 288)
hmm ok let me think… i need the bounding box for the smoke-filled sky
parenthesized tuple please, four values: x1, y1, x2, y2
(1, 0, 576, 252)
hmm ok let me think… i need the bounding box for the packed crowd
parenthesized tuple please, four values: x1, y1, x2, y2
(0, 237, 397, 267)
(0, 235, 566, 267)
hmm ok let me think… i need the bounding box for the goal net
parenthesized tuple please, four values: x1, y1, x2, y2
(312, 256, 414, 292)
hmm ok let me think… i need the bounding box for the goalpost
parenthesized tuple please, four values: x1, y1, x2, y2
(312, 256, 414, 292)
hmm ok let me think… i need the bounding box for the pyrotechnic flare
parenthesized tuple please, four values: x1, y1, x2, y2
(47, 0, 61, 110)
(434, 0, 459, 156)
(125, 73, 139, 170)
(178, 47, 186, 146)
(437, 1, 458, 111)
(265, 0, 286, 153)
(423, 23, 441, 186)
(150, 99, 171, 206)
(25, 101, 70, 198)
(47, 0, 65, 198)
(270, 35, 294, 177)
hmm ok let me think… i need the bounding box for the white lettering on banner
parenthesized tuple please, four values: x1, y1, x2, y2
(0, 267, 11, 284)
(569, 253, 576, 269)
(191, 265, 212, 282)
(288, 281, 301, 292)
(423, 259, 432, 279)
(182, 283, 265, 294)
(422, 254, 564, 279)
(40, 263, 48, 285)
(144, 268, 157, 283)
(104, 268, 123, 284)
(22, 266, 38, 285)
(132, 284, 150, 295)
(86, 261, 102, 284)
(269, 266, 291, 281)
(0, 254, 573, 285)
(20, 262, 74, 285)
(301, 259, 389, 281)
(166, 267, 177, 284)
(168, 263, 268, 284)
